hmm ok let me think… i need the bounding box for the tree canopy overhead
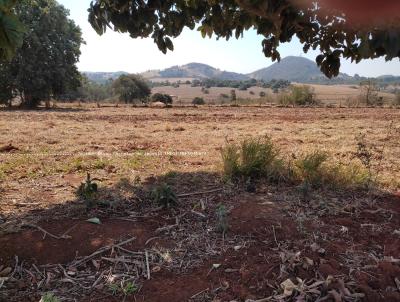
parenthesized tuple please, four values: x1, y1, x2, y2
(88, 0, 400, 78)
(0, 0, 26, 60)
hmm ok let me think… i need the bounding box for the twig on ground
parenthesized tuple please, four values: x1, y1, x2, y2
(72, 237, 137, 267)
(177, 188, 222, 198)
(145, 250, 150, 280)
(23, 224, 72, 240)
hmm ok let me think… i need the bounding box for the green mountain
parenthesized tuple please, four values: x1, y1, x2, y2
(247, 56, 354, 83)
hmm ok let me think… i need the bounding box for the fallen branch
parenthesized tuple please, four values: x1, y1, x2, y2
(145, 250, 150, 280)
(23, 224, 71, 240)
(72, 237, 136, 267)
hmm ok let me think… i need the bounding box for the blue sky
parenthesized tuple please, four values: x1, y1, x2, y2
(59, 0, 400, 77)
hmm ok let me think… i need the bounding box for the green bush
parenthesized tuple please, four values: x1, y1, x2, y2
(278, 85, 319, 106)
(221, 136, 285, 182)
(192, 97, 205, 105)
(295, 151, 328, 188)
(151, 93, 173, 104)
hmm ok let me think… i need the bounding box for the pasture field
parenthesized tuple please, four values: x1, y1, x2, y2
(152, 83, 396, 105)
(0, 105, 400, 302)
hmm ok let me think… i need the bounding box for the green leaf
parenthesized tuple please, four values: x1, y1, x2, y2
(86, 217, 101, 225)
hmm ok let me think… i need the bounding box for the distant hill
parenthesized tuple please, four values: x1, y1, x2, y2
(83, 57, 399, 85)
(146, 63, 250, 81)
(247, 56, 354, 83)
(83, 71, 128, 84)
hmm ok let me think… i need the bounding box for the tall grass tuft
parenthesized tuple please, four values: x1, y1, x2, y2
(221, 136, 285, 182)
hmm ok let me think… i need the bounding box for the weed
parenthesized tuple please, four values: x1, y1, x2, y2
(216, 203, 228, 234)
(40, 293, 60, 302)
(355, 133, 375, 187)
(108, 281, 137, 297)
(77, 173, 99, 209)
(151, 183, 178, 208)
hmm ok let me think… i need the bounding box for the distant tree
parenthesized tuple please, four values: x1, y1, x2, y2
(0, 0, 83, 108)
(151, 93, 173, 105)
(192, 97, 205, 105)
(112, 74, 151, 104)
(360, 80, 380, 106)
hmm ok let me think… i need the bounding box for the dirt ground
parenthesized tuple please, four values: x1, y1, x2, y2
(0, 105, 400, 301)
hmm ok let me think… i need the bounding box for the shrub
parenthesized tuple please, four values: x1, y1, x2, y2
(259, 91, 266, 97)
(278, 85, 319, 106)
(151, 183, 178, 208)
(221, 136, 284, 182)
(192, 97, 205, 105)
(249, 91, 255, 95)
(289, 85, 318, 106)
(151, 93, 173, 104)
(295, 151, 328, 188)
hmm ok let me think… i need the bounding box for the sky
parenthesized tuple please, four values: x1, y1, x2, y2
(59, 0, 400, 77)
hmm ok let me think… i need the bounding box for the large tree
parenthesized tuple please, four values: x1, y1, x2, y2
(112, 74, 151, 104)
(0, 0, 83, 108)
(88, 0, 400, 78)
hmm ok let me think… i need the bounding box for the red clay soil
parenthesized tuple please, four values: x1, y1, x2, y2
(0, 217, 165, 265)
(1, 194, 400, 302)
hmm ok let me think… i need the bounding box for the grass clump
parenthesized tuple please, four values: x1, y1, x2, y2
(294, 151, 370, 194)
(221, 136, 285, 182)
(222, 136, 372, 193)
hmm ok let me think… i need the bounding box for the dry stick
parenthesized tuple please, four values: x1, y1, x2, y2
(145, 250, 150, 280)
(72, 237, 136, 268)
(177, 188, 222, 198)
(23, 224, 71, 240)
(272, 225, 279, 248)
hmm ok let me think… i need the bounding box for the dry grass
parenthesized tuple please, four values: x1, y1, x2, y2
(152, 83, 396, 105)
(0, 105, 399, 217)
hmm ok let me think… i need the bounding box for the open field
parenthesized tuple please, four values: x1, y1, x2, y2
(152, 84, 397, 105)
(0, 105, 400, 302)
